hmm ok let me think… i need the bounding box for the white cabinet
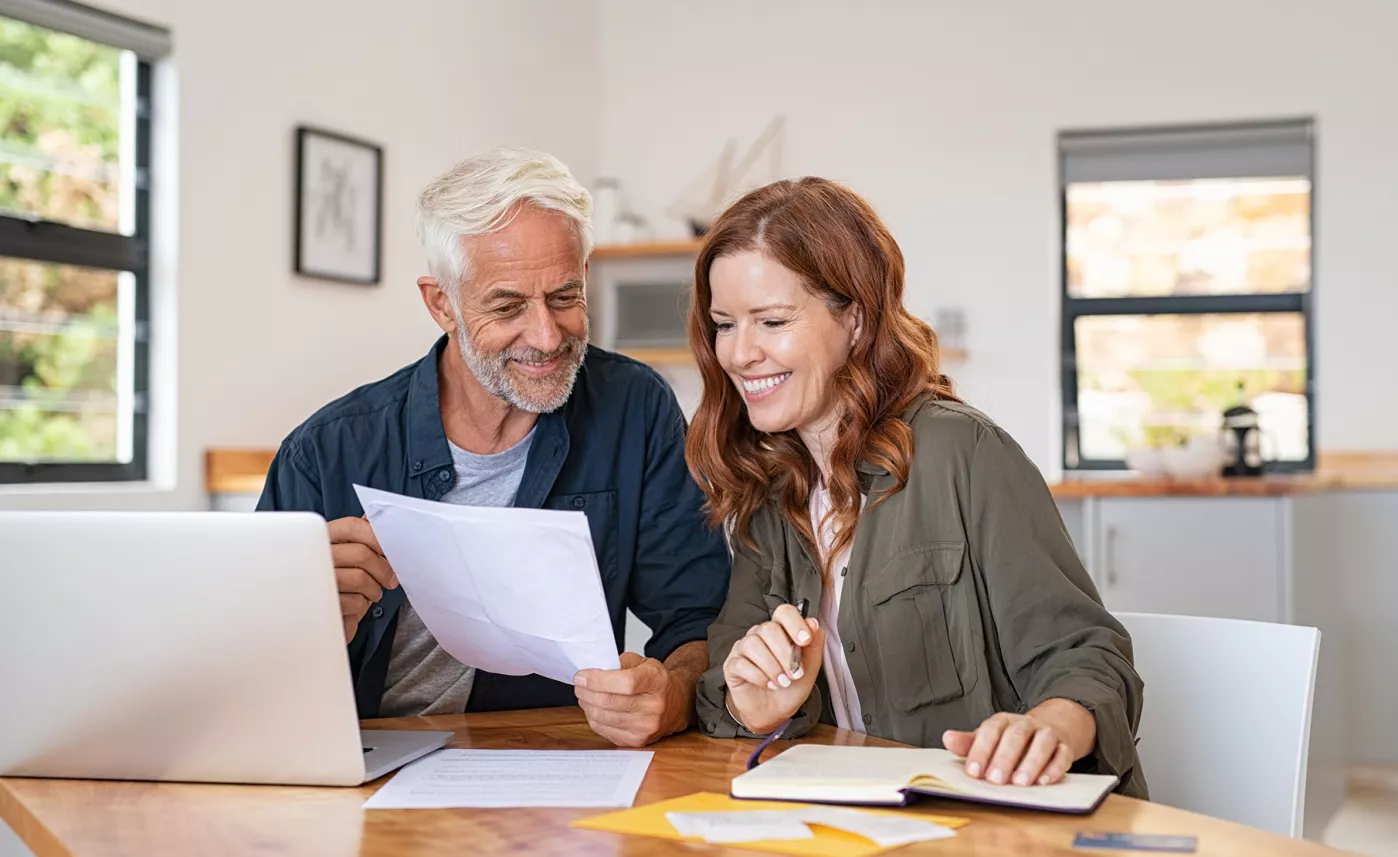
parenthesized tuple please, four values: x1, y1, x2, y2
(1058, 493, 1346, 837)
(1088, 498, 1285, 622)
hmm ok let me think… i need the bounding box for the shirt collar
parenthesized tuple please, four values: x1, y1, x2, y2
(405, 335, 572, 505)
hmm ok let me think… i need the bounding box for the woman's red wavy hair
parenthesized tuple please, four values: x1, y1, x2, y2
(684, 177, 961, 576)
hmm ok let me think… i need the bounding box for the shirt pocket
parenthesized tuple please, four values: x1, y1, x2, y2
(544, 490, 618, 581)
(760, 554, 794, 616)
(864, 541, 969, 714)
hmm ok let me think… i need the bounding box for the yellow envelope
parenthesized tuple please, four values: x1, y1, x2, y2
(572, 792, 970, 857)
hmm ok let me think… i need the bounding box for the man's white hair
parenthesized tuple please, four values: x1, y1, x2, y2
(416, 147, 593, 294)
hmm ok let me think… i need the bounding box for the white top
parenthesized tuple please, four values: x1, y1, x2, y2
(810, 485, 866, 733)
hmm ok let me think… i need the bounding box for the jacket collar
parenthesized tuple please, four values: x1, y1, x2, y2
(853, 393, 942, 486)
(404, 336, 455, 482)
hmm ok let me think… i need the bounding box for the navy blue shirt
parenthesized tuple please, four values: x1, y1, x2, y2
(257, 336, 730, 718)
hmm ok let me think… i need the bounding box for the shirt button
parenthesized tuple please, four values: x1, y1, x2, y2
(413, 461, 423, 472)
(572, 496, 586, 508)
(437, 470, 451, 482)
(846, 640, 856, 653)
(862, 713, 872, 726)
(371, 605, 384, 618)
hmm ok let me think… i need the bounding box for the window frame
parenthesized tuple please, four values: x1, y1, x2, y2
(1058, 126, 1317, 473)
(0, 49, 152, 484)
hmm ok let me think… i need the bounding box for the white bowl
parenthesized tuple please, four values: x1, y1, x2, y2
(1125, 447, 1170, 478)
(1160, 446, 1224, 479)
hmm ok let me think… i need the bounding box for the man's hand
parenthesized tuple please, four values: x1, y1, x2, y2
(573, 643, 705, 747)
(328, 516, 398, 643)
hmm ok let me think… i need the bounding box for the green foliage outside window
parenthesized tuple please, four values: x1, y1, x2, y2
(0, 17, 124, 462)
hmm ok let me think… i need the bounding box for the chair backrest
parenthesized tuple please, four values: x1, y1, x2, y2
(1115, 612, 1320, 838)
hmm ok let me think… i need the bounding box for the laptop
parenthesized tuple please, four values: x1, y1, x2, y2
(0, 511, 451, 786)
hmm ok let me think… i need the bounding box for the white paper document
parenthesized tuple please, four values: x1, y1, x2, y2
(666, 810, 814, 844)
(792, 806, 958, 847)
(363, 749, 654, 809)
(665, 806, 956, 846)
(354, 485, 620, 684)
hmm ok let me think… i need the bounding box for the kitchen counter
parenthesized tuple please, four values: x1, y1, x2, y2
(205, 449, 276, 495)
(1049, 452, 1398, 498)
(207, 449, 1398, 500)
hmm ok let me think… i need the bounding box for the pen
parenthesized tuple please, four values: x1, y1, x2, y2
(789, 598, 810, 675)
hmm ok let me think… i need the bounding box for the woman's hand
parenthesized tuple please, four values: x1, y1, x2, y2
(723, 604, 825, 734)
(942, 699, 1096, 786)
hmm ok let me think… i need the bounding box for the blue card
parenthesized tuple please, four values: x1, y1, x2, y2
(1074, 832, 1198, 852)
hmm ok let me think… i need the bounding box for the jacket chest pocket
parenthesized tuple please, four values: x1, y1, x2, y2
(864, 542, 972, 714)
(761, 556, 795, 616)
(544, 490, 618, 581)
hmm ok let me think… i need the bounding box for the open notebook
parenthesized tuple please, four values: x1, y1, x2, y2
(732, 745, 1118, 814)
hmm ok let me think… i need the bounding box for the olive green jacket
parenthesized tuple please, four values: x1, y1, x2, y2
(695, 399, 1147, 798)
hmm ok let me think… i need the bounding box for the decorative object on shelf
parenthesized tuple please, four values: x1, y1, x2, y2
(592, 177, 653, 246)
(592, 177, 623, 244)
(666, 115, 785, 237)
(613, 210, 653, 244)
(294, 126, 383, 285)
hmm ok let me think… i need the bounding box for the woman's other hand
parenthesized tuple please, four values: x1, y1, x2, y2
(942, 699, 1096, 786)
(723, 603, 825, 734)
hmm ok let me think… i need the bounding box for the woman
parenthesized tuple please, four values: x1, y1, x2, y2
(687, 178, 1146, 797)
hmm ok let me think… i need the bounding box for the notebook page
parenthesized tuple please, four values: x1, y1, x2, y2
(908, 754, 1117, 811)
(732, 745, 941, 803)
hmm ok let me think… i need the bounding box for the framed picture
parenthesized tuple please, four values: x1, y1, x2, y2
(294, 126, 383, 284)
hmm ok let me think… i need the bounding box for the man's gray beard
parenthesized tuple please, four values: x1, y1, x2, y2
(453, 310, 588, 414)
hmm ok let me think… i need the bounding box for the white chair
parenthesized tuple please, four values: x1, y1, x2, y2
(1115, 612, 1321, 838)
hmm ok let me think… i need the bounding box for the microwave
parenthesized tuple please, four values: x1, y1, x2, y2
(609, 281, 691, 348)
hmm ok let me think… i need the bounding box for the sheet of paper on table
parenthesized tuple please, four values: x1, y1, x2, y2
(363, 749, 654, 809)
(573, 792, 971, 857)
(665, 806, 957, 847)
(354, 485, 620, 684)
(666, 810, 815, 843)
(792, 806, 958, 847)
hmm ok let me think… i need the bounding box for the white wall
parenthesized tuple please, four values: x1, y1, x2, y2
(597, 0, 1398, 472)
(0, 0, 602, 511)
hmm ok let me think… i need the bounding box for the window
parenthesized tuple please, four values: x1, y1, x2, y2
(1059, 120, 1315, 471)
(0, 1, 169, 483)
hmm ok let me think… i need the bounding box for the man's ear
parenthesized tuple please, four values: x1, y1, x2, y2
(418, 276, 457, 334)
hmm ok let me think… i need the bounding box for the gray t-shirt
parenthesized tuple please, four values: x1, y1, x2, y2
(378, 428, 535, 717)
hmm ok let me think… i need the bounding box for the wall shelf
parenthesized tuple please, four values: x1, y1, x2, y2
(592, 240, 702, 259)
(621, 347, 963, 367)
(618, 347, 695, 366)
(618, 347, 964, 367)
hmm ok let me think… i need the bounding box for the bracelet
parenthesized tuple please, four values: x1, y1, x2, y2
(723, 687, 755, 733)
(723, 686, 795, 770)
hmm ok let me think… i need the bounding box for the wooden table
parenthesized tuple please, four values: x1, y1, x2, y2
(0, 707, 1356, 856)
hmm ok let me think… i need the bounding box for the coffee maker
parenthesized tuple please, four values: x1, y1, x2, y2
(1221, 402, 1265, 477)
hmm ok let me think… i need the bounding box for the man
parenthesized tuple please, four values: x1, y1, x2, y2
(258, 148, 730, 747)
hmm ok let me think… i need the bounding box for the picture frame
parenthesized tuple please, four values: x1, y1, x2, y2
(294, 126, 383, 285)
